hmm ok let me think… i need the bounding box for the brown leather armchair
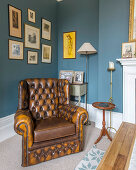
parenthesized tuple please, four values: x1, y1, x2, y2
(14, 78, 88, 167)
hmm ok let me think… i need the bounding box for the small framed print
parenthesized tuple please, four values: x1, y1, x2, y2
(28, 9, 35, 23)
(28, 51, 38, 64)
(8, 5, 22, 38)
(73, 71, 84, 84)
(25, 24, 40, 49)
(42, 44, 52, 63)
(9, 40, 23, 60)
(59, 70, 74, 84)
(42, 18, 51, 40)
(122, 42, 136, 58)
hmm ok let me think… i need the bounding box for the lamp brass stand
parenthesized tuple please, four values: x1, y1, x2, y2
(107, 68, 117, 133)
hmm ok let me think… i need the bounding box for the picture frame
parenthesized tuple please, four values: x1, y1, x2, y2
(8, 5, 22, 38)
(42, 18, 51, 40)
(8, 39, 23, 60)
(63, 31, 76, 59)
(59, 70, 74, 84)
(28, 51, 38, 64)
(122, 42, 136, 58)
(42, 44, 52, 63)
(28, 9, 35, 23)
(129, 0, 136, 41)
(24, 24, 40, 49)
(73, 71, 84, 84)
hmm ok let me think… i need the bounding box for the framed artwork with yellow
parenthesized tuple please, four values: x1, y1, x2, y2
(63, 31, 76, 59)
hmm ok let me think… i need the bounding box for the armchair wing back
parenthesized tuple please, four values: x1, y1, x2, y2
(14, 78, 88, 167)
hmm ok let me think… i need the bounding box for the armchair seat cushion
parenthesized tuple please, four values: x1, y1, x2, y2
(34, 117, 76, 143)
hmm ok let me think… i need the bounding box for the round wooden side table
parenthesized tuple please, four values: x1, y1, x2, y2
(92, 102, 116, 144)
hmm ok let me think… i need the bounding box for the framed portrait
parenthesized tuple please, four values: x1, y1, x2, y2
(25, 24, 40, 49)
(42, 44, 52, 63)
(59, 70, 74, 84)
(122, 42, 136, 58)
(42, 18, 51, 40)
(63, 31, 76, 59)
(73, 71, 84, 84)
(9, 40, 23, 60)
(28, 9, 35, 23)
(28, 51, 38, 64)
(129, 0, 136, 41)
(8, 5, 22, 38)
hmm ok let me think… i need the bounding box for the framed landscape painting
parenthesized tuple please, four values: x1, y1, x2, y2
(9, 40, 23, 60)
(9, 5, 22, 38)
(42, 44, 52, 63)
(28, 51, 38, 64)
(63, 31, 76, 59)
(42, 18, 51, 40)
(24, 24, 40, 49)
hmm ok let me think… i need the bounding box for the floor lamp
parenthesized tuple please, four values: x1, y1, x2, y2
(77, 43, 97, 125)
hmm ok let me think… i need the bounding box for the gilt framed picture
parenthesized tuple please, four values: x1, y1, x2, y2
(28, 9, 35, 23)
(8, 5, 22, 38)
(63, 31, 76, 59)
(9, 40, 23, 60)
(28, 51, 38, 64)
(42, 44, 52, 63)
(42, 18, 51, 40)
(24, 24, 40, 49)
(122, 42, 136, 58)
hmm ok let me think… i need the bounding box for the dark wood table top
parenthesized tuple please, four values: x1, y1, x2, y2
(92, 102, 116, 110)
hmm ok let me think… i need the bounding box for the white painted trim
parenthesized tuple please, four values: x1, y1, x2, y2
(0, 114, 15, 143)
(78, 103, 123, 132)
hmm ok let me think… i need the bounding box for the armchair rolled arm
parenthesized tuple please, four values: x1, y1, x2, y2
(14, 110, 34, 148)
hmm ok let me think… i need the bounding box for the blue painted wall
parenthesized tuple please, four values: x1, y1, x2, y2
(57, 0, 130, 113)
(57, 0, 99, 103)
(98, 0, 129, 112)
(0, 0, 58, 118)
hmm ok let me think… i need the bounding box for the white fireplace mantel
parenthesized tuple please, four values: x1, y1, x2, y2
(117, 58, 136, 66)
(117, 58, 136, 124)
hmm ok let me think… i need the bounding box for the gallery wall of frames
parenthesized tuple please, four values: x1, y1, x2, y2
(8, 5, 52, 64)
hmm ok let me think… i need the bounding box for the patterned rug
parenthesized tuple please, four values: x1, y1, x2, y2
(75, 145, 105, 170)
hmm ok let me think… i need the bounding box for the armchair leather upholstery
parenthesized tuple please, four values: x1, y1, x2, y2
(14, 78, 88, 167)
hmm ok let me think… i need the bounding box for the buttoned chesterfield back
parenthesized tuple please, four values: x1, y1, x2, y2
(14, 78, 88, 167)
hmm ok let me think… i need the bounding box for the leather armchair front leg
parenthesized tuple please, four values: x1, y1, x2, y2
(58, 105, 88, 151)
(14, 110, 34, 167)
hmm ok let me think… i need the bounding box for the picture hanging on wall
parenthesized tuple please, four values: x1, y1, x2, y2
(42, 44, 52, 63)
(28, 9, 35, 23)
(122, 42, 136, 58)
(8, 5, 22, 38)
(42, 18, 51, 40)
(28, 51, 38, 64)
(63, 31, 76, 59)
(8, 40, 23, 60)
(73, 71, 84, 84)
(24, 24, 40, 49)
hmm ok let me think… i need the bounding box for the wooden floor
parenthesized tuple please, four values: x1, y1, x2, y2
(97, 122, 136, 170)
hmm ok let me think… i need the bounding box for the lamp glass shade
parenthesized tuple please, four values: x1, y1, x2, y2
(77, 42, 97, 55)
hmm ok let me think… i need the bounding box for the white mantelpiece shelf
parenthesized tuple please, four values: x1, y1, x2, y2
(117, 58, 136, 66)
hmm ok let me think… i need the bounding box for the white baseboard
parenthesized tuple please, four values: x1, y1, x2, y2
(0, 114, 15, 143)
(77, 102, 123, 132)
(0, 103, 123, 142)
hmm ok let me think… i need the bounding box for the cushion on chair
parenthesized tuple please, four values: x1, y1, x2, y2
(34, 117, 76, 143)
